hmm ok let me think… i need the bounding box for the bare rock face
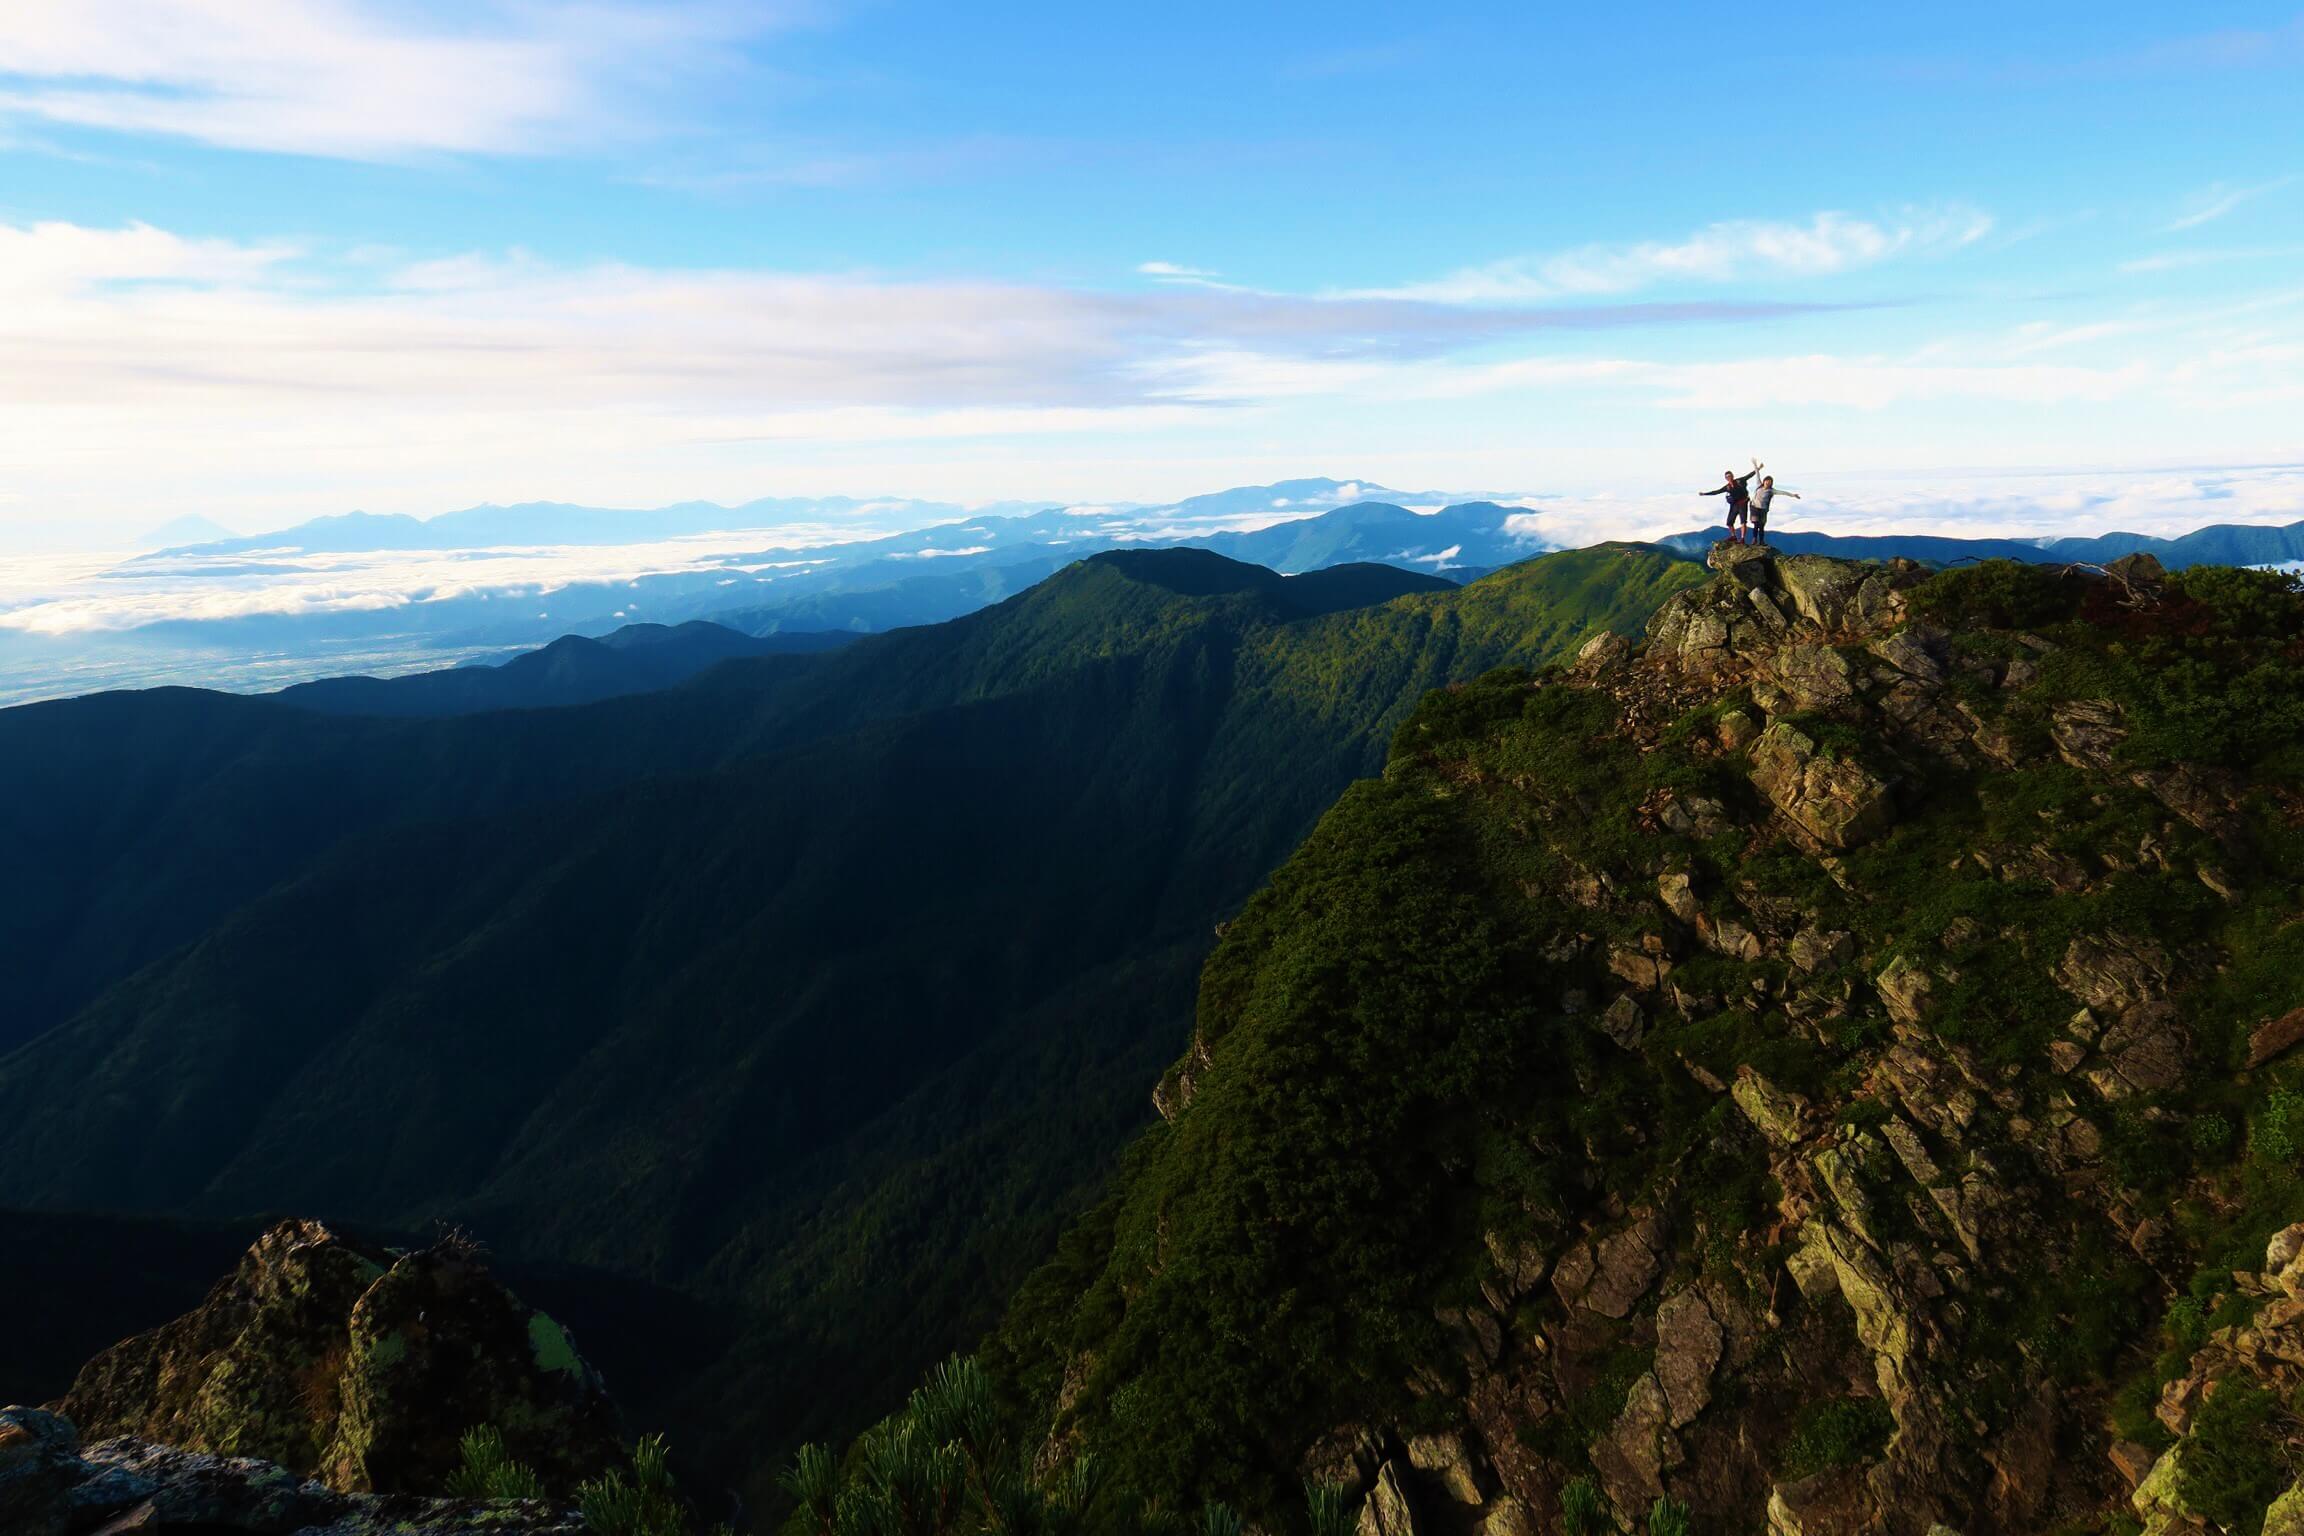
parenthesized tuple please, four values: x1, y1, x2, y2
(59, 1221, 622, 1498)
(2249, 1006, 2304, 1069)
(1747, 724, 1893, 850)
(0, 1405, 584, 1536)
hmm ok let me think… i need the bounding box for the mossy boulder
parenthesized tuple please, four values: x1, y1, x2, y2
(60, 1221, 622, 1497)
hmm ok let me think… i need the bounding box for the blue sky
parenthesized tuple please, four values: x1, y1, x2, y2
(3, 0, 2302, 547)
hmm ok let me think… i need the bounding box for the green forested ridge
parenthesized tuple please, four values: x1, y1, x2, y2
(909, 554, 2304, 1533)
(0, 543, 1702, 1508)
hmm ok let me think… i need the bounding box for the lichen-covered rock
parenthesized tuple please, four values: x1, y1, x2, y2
(1748, 723, 1893, 850)
(1357, 1459, 1419, 1536)
(1732, 1068, 1811, 1149)
(61, 1221, 622, 1498)
(2249, 1006, 2304, 1069)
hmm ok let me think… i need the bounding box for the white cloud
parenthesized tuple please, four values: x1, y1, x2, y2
(1138, 261, 1218, 279)
(2166, 176, 2295, 232)
(0, 0, 765, 159)
(2120, 245, 2304, 273)
(1352, 206, 1994, 303)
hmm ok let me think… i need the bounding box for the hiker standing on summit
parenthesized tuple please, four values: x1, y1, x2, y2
(1748, 475, 1798, 547)
(1701, 459, 1763, 544)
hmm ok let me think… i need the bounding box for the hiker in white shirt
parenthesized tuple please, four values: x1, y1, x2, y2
(1748, 476, 1799, 547)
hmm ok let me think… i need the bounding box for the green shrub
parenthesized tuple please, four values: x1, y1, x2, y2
(445, 1424, 546, 1502)
(1559, 1476, 1612, 1536)
(2191, 1113, 2236, 1157)
(578, 1436, 700, 1536)
(1779, 1397, 1894, 1479)
(1303, 1481, 1355, 1536)
(2252, 1091, 2304, 1163)
(1647, 1495, 1692, 1536)
(2174, 1380, 2291, 1535)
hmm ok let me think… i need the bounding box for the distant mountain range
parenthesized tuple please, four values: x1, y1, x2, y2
(145, 478, 1452, 558)
(277, 621, 857, 718)
(1656, 517, 2304, 569)
(8, 475, 2300, 710)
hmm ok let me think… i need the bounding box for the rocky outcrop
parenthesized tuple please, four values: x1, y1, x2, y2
(1048, 545, 2304, 1536)
(60, 1221, 622, 1498)
(0, 1405, 583, 1536)
(1746, 724, 1893, 850)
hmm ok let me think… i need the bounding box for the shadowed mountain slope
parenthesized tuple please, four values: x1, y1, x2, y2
(0, 543, 1704, 1504)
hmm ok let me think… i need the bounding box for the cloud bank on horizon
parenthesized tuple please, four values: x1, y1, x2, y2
(0, 0, 2299, 552)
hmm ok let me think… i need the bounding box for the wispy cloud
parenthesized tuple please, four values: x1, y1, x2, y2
(2166, 176, 2296, 231)
(2121, 243, 2304, 274)
(1347, 206, 1993, 303)
(0, 0, 776, 160)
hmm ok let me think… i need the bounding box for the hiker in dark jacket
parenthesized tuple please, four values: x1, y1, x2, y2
(1701, 460, 1763, 544)
(1748, 475, 1798, 547)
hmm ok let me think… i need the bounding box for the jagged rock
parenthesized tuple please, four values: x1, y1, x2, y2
(1710, 543, 1774, 584)
(1732, 1068, 1811, 1148)
(2050, 698, 2126, 770)
(2131, 763, 2244, 841)
(1483, 1232, 1548, 1298)
(1592, 1369, 1675, 1515)
(1875, 955, 1937, 1029)
(2268, 1223, 2304, 1302)
(2107, 1440, 2158, 1489)
(2084, 1001, 2190, 1101)
(2130, 1444, 2194, 1536)
(1787, 927, 1855, 974)
(60, 1221, 622, 1498)
(1653, 1289, 1724, 1428)
(1478, 1496, 1534, 1536)
(1773, 556, 1894, 633)
(1764, 644, 1860, 714)
(1599, 992, 1645, 1050)
(1765, 1466, 1874, 1536)
(1718, 709, 1758, 750)
(2055, 934, 2167, 1014)
(1868, 628, 1946, 683)
(1357, 1459, 1419, 1536)
(1405, 1431, 1482, 1505)
(2265, 1479, 2304, 1536)
(1608, 945, 1669, 991)
(1657, 794, 1732, 839)
(1657, 870, 1701, 925)
(0, 1407, 583, 1536)
(1553, 1212, 1665, 1319)
(1701, 914, 1767, 962)
(2250, 1007, 2304, 1069)
(1574, 630, 1633, 675)
(1748, 723, 1892, 850)
(1153, 1033, 1213, 1120)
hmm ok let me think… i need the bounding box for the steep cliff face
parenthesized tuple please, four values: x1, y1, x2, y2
(57, 1220, 623, 1497)
(984, 548, 2304, 1534)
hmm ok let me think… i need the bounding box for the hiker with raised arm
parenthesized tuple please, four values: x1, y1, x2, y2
(1701, 459, 1763, 545)
(1748, 475, 1799, 548)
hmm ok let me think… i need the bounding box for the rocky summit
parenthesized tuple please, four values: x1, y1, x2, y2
(56, 1220, 622, 1498)
(956, 548, 2304, 1535)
